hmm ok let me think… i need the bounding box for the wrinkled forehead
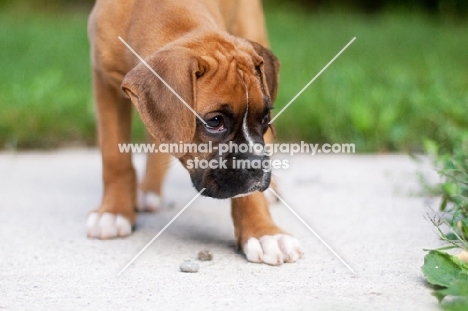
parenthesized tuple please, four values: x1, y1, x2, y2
(196, 51, 266, 116)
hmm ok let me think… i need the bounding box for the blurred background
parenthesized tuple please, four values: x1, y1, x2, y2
(0, 0, 466, 152)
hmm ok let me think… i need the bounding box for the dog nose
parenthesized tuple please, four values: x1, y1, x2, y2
(231, 152, 266, 180)
(245, 154, 264, 172)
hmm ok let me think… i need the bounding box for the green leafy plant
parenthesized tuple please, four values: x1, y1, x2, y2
(422, 136, 468, 310)
(425, 137, 468, 247)
(422, 250, 468, 310)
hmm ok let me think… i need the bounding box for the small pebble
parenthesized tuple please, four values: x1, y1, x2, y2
(198, 250, 213, 261)
(179, 260, 199, 273)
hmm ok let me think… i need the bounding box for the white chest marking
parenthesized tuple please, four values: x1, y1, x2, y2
(241, 85, 255, 145)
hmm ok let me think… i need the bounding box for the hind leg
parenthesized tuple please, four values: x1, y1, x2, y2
(137, 134, 171, 212)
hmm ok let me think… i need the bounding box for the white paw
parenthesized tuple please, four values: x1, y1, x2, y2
(86, 212, 132, 239)
(243, 234, 303, 265)
(137, 190, 162, 212)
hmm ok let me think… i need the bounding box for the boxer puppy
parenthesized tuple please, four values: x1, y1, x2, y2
(87, 0, 302, 265)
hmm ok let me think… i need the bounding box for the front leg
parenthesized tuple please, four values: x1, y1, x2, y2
(86, 71, 137, 239)
(231, 192, 303, 265)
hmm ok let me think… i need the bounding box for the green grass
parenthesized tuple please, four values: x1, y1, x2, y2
(0, 8, 467, 151)
(266, 9, 468, 151)
(0, 13, 93, 148)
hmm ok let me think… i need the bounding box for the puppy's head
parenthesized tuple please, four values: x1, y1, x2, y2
(122, 34, 279, 199)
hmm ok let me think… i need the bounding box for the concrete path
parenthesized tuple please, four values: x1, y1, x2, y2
(0, 149, 442, 310)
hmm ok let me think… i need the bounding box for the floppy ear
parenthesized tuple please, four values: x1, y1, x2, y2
(249, 41, 280, 103)
(122, 47, 206, 149)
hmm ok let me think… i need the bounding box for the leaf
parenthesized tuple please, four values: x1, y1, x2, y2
(445, 233, 460, 241)
(441, 195, 448, 211)
(443, 182, 458, 197)
(424, 139, 439, 157)
(461, 219, 468, 239)
(424, 246, 460, 252)
(440, 281, 468, 297)
(421, 250, 468, 288)
(441, 298, 468, 311)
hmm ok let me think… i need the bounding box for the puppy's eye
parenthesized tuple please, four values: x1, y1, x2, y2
(205, 116, 225, 132)
(262, 114, 270, 125)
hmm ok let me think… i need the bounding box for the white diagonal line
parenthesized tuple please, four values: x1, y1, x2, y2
(118, 36, 207, 125)
(267, 188, 357, 275)
(269, 37, 356, 124)
(117, 188, 205, 276)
